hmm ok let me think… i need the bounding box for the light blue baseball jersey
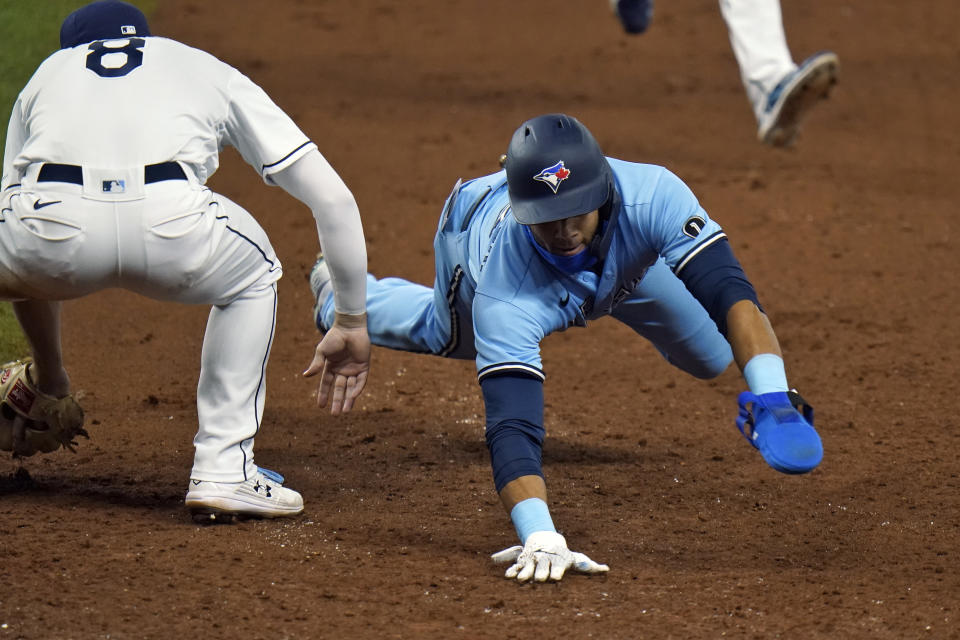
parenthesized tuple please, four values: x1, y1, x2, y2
(469, 157, 727, 381)
(320, 156, 732, 383)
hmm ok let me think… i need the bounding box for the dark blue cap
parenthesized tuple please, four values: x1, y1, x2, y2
(60, 1, 150, 49)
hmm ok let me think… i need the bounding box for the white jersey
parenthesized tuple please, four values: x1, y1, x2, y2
(0, 35, 365, 485)
(2, 36, 315, 189)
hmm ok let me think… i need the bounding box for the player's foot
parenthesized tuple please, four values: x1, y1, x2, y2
(185, 468, 304, 522)
(757, 51, 839, 147)
(309, 252, 332, 329)
(610, 0, 653, 34)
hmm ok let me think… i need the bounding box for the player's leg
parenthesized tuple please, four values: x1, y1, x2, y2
(719, 0, 795, 118)
(610, 258, 733, 379)
(128, 187, 300, 519)
(185, 277, 303, 521)
(314, 269, 475, 359)
(719, 0, 839, 146)
(609, 0, 654, 35)
(311, 188, 479, 360)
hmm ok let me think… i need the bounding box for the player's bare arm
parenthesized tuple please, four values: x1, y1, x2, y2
(724, 299, 782, 369)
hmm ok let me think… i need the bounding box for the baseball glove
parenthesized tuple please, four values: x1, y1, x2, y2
(0, 357, 87, 457)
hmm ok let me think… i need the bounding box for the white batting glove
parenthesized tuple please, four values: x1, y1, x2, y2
(490, 531, 609, 582)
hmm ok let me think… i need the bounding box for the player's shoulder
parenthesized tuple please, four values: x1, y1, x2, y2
(459, 169, 508, 198)
(607, 156, 670, 203)
(608, 156, 694, 206)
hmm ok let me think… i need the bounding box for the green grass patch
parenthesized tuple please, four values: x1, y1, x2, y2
(0, 0, 156, 361)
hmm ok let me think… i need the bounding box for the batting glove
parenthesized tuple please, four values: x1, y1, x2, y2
(736, 390, 822, 474)
(490, 531, 609, 582)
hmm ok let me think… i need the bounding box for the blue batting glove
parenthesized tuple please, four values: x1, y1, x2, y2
(736, 390, 823, 474)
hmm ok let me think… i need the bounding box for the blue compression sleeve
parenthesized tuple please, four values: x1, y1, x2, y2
(481, 374, 546, 492)
(743, 353, 789, 395)
(676, 238, 760, 336)
(510, 497, 556, 543)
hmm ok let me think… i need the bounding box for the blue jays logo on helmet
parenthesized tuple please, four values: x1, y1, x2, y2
(533, 161, 571, 194)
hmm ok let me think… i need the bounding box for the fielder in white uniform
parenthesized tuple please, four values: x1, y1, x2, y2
(0, 1, 371, 521)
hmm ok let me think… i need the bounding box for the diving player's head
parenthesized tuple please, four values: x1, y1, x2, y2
(504, 113, 617, 257)
(60, 0, 151, 49)
(504, 113, 613, 225)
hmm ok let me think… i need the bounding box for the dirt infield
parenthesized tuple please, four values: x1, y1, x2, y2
(2, 1, 958, 638)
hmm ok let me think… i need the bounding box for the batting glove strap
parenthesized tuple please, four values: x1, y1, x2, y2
(736, 389, 822, 474)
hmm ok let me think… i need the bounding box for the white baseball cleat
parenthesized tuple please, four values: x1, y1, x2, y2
(309, 252, 331, 329)
(185, 468, 304, 521)
(757, 51, 839, 147)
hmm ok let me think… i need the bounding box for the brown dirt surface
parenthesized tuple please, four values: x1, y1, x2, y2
(2, 1, 958, 638)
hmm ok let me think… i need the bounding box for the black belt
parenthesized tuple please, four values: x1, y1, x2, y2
(36, 162, 186, 184)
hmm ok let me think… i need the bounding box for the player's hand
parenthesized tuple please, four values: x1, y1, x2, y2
(736, 390, 822, 474)
(303, 314, 370, 415)
(490, 531, 609, 582)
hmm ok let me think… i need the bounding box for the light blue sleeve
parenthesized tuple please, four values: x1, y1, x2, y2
(472, 224, 580, 382)
(473, 292, 546, 381)
(647, 168, 724, 270)
(614, 163, 725, 272)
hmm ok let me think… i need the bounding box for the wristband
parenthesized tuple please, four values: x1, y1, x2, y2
(743, 353, 788, 395)
(510, 497, 556, 544)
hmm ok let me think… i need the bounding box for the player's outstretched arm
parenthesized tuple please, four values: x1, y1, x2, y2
(725, 299, 823, 473)
(303, 312, 370, 415)
(490, 475, 608, 583)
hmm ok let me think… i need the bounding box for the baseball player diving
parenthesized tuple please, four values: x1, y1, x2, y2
(0, 1, 371, 521)
(309, 113, 823, 582)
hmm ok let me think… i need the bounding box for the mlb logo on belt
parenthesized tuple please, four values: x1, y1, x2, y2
(533, 161, 571, 194)
(102, 179, 126, 193)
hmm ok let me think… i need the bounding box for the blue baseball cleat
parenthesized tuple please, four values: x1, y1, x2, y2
(610, 0, 654, 34)
(757, 51, 839, 147)
(736, 390, 823, 474)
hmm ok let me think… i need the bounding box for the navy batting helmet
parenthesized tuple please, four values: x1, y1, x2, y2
(504, 114, 614, 225)
(60, 1, 151, 49)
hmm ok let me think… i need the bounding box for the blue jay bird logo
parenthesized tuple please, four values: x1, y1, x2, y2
(533, 161, 571, 194)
